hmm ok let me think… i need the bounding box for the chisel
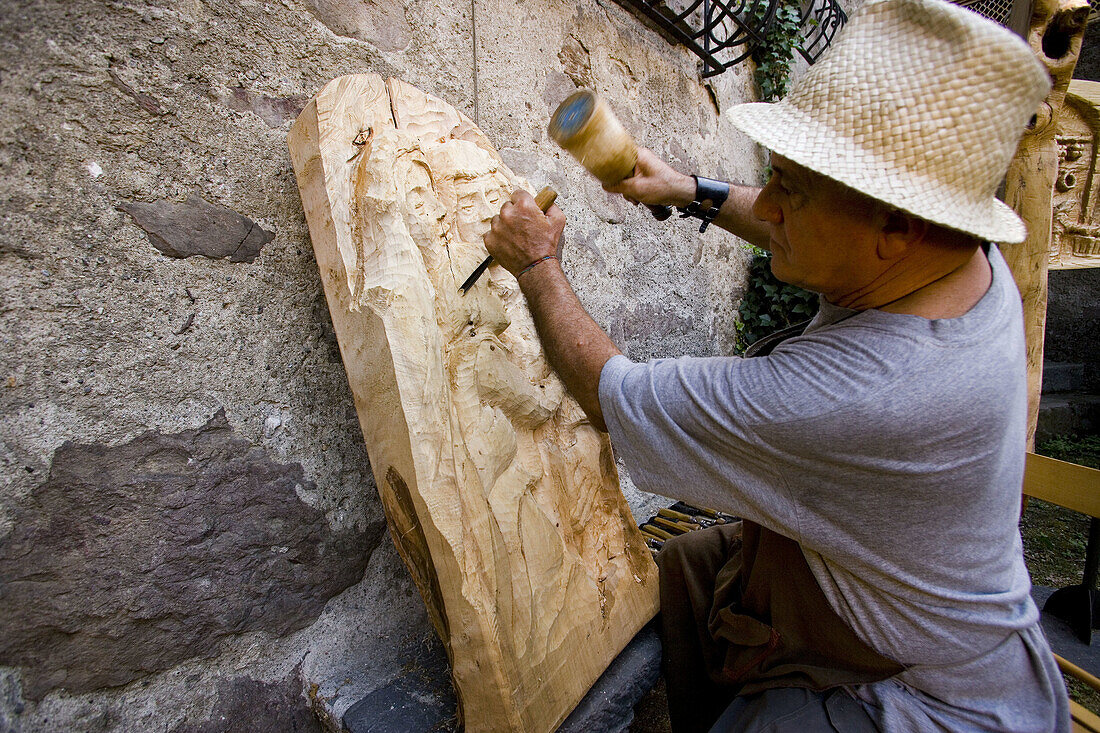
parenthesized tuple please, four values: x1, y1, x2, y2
(459, 186, 557, 293)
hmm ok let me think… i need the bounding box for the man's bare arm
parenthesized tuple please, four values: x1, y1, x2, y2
(515, 261, 618, 431)
(483, 190, 619, 431)
(604, 148, 771, 250)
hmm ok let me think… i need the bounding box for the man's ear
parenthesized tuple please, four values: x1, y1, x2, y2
(876, 207, 928, 260)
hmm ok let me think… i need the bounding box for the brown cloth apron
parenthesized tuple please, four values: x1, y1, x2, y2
(655, 322, 904, 732)
(657, 522, 905, 732)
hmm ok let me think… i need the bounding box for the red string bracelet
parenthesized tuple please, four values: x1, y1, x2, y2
(518, 255, 558, 279)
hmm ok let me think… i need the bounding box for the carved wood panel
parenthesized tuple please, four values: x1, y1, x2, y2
(1053, 79, 1100, 269)
(288, 75, 659, 732)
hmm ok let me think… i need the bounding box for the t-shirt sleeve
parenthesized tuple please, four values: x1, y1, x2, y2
(598, 353, 803, 539)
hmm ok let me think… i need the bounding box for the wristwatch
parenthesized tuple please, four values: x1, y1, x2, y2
(678, 176, 730, 233)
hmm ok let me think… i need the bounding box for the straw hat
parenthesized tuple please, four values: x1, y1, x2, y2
(728, 0, 1051, 243)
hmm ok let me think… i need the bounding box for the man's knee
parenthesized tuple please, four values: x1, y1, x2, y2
(710, 688, 878, 733)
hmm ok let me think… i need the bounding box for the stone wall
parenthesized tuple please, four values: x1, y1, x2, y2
(0, 0, 761, 729)
(1045, 268, 1100, 391)
(1052, 29, 1100, 393)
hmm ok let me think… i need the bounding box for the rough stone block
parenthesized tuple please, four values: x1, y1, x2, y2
(170, 668, 322, 733)
(118, 194, 275, 263)
(1042, 362, 1087, 394)
(558, 623, 663, 733)
(341, 636, 458, 733)
(0, 410, 378, 700)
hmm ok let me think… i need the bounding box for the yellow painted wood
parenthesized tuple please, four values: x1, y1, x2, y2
(1023, 452, 1100, 518)
(1070, 699, 1100, 732)
(1057, 653, 1100, 692)
(1056, 654, 1100, 731)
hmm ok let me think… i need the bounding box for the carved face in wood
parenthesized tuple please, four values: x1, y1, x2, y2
(454, 173, 511, 244)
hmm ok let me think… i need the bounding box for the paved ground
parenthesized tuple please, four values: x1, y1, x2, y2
(1033, 585, 1100, 674)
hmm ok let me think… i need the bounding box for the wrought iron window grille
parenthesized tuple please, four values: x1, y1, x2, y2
(614, 0, 848, 78)
(951, 0, 1031, 37)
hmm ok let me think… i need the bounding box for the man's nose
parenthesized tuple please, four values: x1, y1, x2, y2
(752, 181, 783, 224)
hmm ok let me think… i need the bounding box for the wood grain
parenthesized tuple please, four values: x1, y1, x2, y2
(289, 74, 659, 732)
(1023, 452, 1100, 518)
(1002, 0, 1088, 449)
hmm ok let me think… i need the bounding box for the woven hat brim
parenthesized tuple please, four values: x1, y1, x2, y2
(727, 101, 1027, 244)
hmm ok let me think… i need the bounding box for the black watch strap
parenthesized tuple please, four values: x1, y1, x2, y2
(678, 176, 730, 233)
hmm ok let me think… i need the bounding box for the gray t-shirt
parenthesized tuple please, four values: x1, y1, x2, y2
(599, 246, 1069, 731)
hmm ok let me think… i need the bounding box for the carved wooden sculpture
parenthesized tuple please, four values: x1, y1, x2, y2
(1002, 0, 1088, 448)
(288, 75, 659, 731)
(1052, 79, 1100, 269)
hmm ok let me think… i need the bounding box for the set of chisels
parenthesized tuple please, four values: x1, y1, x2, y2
(639, 502, 738, 556)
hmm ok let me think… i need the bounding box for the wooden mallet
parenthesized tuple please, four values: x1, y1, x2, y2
(549, 89, 673, 222)
(461, 90, 666, 293)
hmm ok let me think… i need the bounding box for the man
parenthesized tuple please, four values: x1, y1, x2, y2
(483, 0, 1069, 729)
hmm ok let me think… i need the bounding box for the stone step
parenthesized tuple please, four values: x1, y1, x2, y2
(1037, 392, 1100, 445)
(1044, 362, 1090, 394)
(342, 623, 662, 733)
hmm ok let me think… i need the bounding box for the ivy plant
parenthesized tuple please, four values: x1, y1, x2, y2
(750, 0, 805, 102)
(733, 0, 816, 354)
(735, 247, 818, 353)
